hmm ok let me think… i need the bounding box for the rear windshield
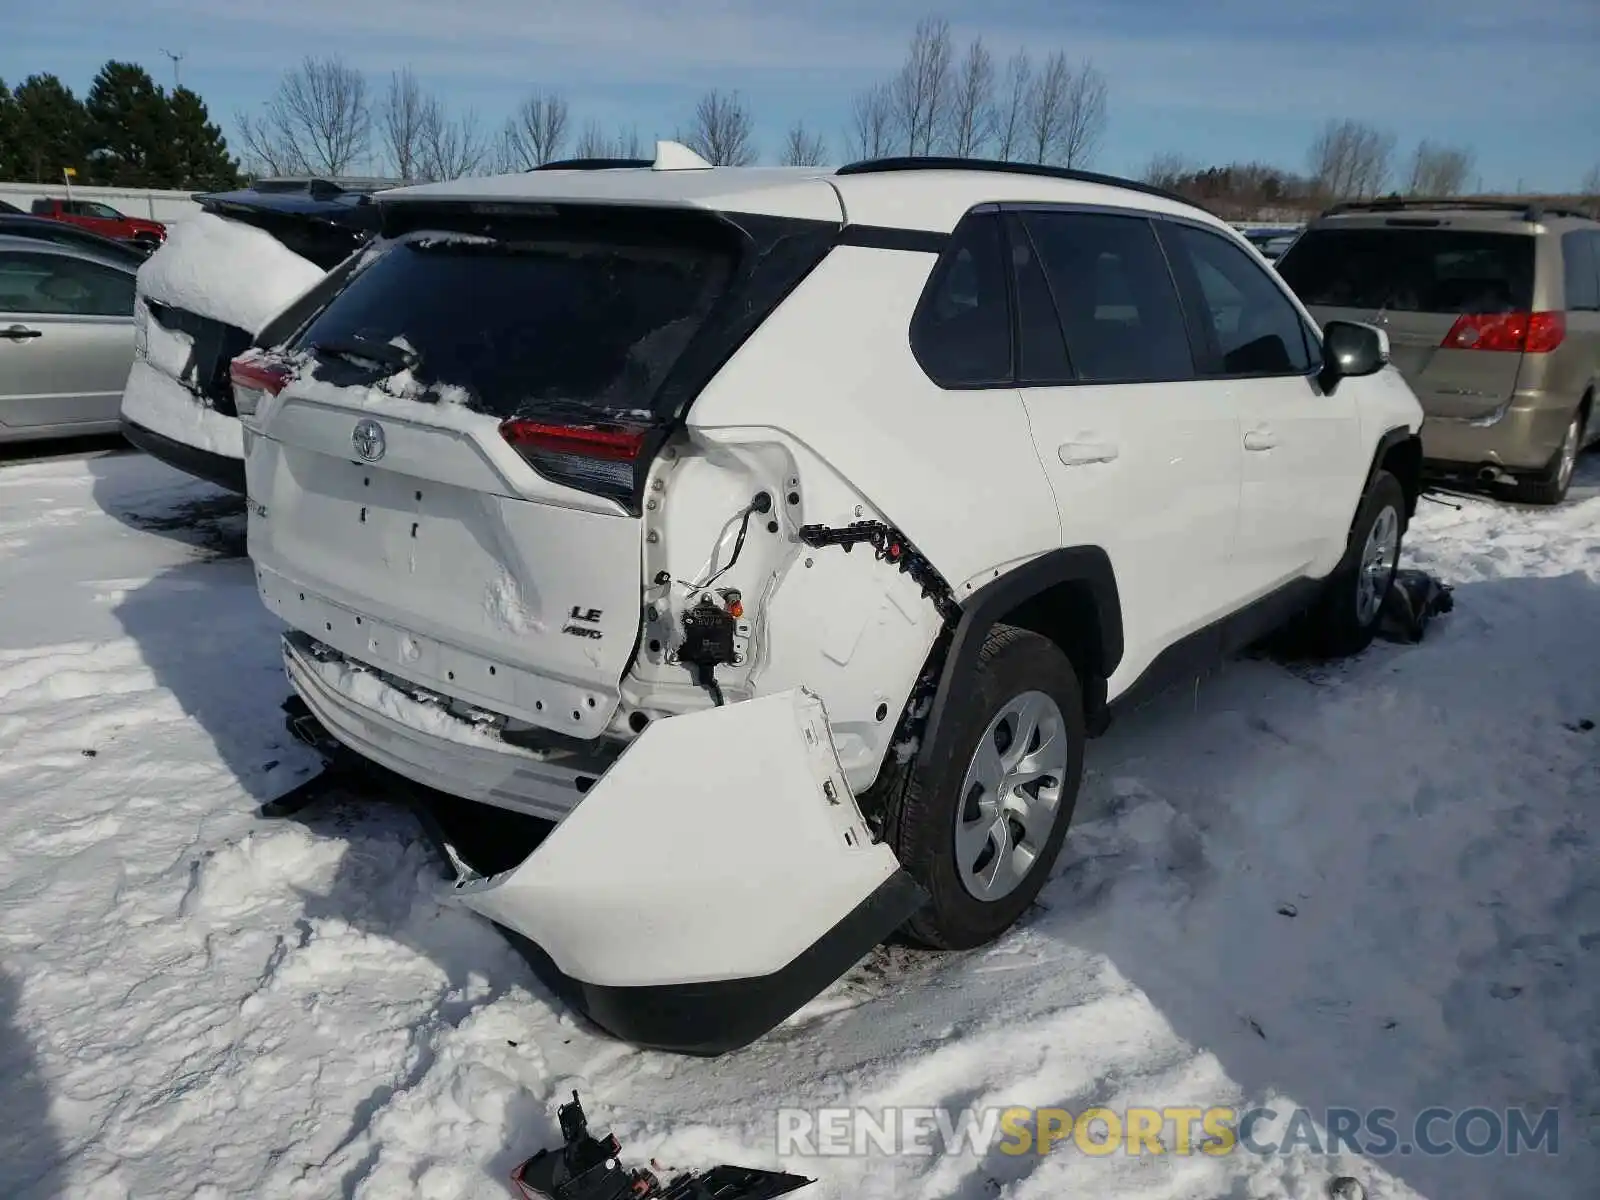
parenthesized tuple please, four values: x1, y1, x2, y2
(1276, 228, 1535, 314)
(291, 220, 736, 419)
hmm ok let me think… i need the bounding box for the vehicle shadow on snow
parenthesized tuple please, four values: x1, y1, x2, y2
(0, 966, 66, 1199)
(958, 569, 1600, 1200)
(85, 453, 247, 561)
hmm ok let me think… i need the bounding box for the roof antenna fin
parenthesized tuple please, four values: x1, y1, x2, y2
(652, 140, 714, 172)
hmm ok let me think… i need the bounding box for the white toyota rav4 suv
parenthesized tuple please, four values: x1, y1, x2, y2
(238, 144, 1424, 1055)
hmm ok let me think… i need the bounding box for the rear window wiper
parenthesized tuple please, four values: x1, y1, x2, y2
(312, 335, 420, 374)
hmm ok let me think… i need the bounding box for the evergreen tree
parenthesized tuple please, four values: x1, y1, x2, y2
(84, 61, 173, 186)
(167, 87, 241, 189)
(10, 74, 88, 183)
(0, 80, 20, 179)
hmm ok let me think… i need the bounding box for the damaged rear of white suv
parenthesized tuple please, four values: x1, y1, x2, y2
(242, 145, 1423, 1054)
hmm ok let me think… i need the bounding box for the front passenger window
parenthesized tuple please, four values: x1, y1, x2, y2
(1164, 223, 1314, 376)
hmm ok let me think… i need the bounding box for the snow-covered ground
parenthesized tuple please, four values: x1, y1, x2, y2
(2, 449, 1596, 1200)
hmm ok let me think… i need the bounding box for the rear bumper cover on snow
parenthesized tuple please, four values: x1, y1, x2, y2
(498, 873, 925, 1056)
(121, 416, 245, 495)
(279, 633, 927, 1054)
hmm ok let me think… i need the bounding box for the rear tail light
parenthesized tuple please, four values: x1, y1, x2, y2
(499, 418, 650, 504)
(1440, 311, 1565, 353)
(229, 352, 293, 417)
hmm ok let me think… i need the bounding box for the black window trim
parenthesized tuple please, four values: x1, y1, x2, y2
(908, 199, 1332, 393)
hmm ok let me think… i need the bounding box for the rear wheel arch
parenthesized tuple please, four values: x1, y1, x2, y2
(915, 546, 1122, 773)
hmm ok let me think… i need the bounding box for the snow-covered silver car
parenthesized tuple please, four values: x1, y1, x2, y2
(0, 235, 137, 443)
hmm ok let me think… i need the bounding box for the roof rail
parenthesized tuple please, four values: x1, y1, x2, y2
(834, 155, 1216, 215)
(530, 157, 654, 172)
(1321, 196, 1592, 222)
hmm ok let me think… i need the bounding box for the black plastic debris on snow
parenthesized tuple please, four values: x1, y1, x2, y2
(1377, 569, 1454, 644)
(510, 1091, 814, 1200)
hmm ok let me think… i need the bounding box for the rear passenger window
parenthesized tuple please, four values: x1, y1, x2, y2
(910, 212, 1013, 388)
(1163, 223, 1314, 376)
(1562, 232, 1599, 312)
(1019, 212, 1194, 383)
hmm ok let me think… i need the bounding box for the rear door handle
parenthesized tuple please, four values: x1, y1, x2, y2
(1059, 441, 1119, 466)
(1, 324, 42, 341)
(1243, 428, 1279, 451)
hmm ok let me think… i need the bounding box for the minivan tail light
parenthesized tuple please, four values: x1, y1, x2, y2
(499, 418, 649, 503)
(1440, 311, 1565, 354)
(229, 353, 293, 417)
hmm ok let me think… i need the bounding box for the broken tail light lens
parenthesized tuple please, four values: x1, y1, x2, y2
(1440, 311, 1565, 354)
(499, 418, 649, 505)
(229, 352, 294, 417)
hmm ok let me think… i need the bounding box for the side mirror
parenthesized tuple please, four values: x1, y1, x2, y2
(1318, 320, 1389, 394)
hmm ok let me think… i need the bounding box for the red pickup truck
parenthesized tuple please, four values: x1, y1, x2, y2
(29, 198, 166, 249)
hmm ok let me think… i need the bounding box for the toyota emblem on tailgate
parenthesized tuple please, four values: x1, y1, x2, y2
(352, 419, 386, 462)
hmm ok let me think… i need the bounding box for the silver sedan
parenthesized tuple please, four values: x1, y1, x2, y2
(0, 235, 137, 443)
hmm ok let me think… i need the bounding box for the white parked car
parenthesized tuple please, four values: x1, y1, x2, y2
(238, 145, 1424, 1054)
(120, 180, 380, 491)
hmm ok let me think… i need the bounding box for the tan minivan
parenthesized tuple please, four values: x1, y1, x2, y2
(1277, 199, 1600, 503)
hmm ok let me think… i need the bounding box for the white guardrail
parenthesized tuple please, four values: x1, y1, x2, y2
(0, 182, 203, 224)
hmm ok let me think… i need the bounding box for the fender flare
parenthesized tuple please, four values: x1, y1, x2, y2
(914, 546, 1122, 773)
(1362, 424, 1422, 523)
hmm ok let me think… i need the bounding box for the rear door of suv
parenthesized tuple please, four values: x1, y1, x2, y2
(990, 207, 1245, 692)
(1276, 221, 1537, 423)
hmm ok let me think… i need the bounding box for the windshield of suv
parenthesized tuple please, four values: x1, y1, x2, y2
(1276, 228, 1535, 314)
(291, 223, 736, 418)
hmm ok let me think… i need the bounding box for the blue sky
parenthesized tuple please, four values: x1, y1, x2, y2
(5, 0, 1596, 190)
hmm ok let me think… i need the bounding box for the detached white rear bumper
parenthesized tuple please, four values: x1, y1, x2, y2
(283, 629, 926, 1054)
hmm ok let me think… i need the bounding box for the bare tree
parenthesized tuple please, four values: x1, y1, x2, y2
(1580, 164, 1600, 218)
(574, 121, 646, 161)
(416, 97, 488, 181)
(848, 83, 895, 160)
(941, 37, 996, 158)
(1308, 118, 1396, 201)
(237, 55, 372, 177)
(1021, 50, 1074, 165)
(994, 50, 1031, 161)
(781, 122, 828, 166)
(684, 89, 755, 166)
(380, 69, 428, 181)
(890, 17, 954, 156)
(1057, 60, 1108, 168)
(1142, 151, 1193, 190)
(1406, 139, 1474, 196)
(500, 92, 570, 169)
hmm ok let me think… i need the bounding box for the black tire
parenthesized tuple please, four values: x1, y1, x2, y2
(1512, 406, 1584, 506)
(1307, 470, 1406, 658)
(876, 625, 1085, 950)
